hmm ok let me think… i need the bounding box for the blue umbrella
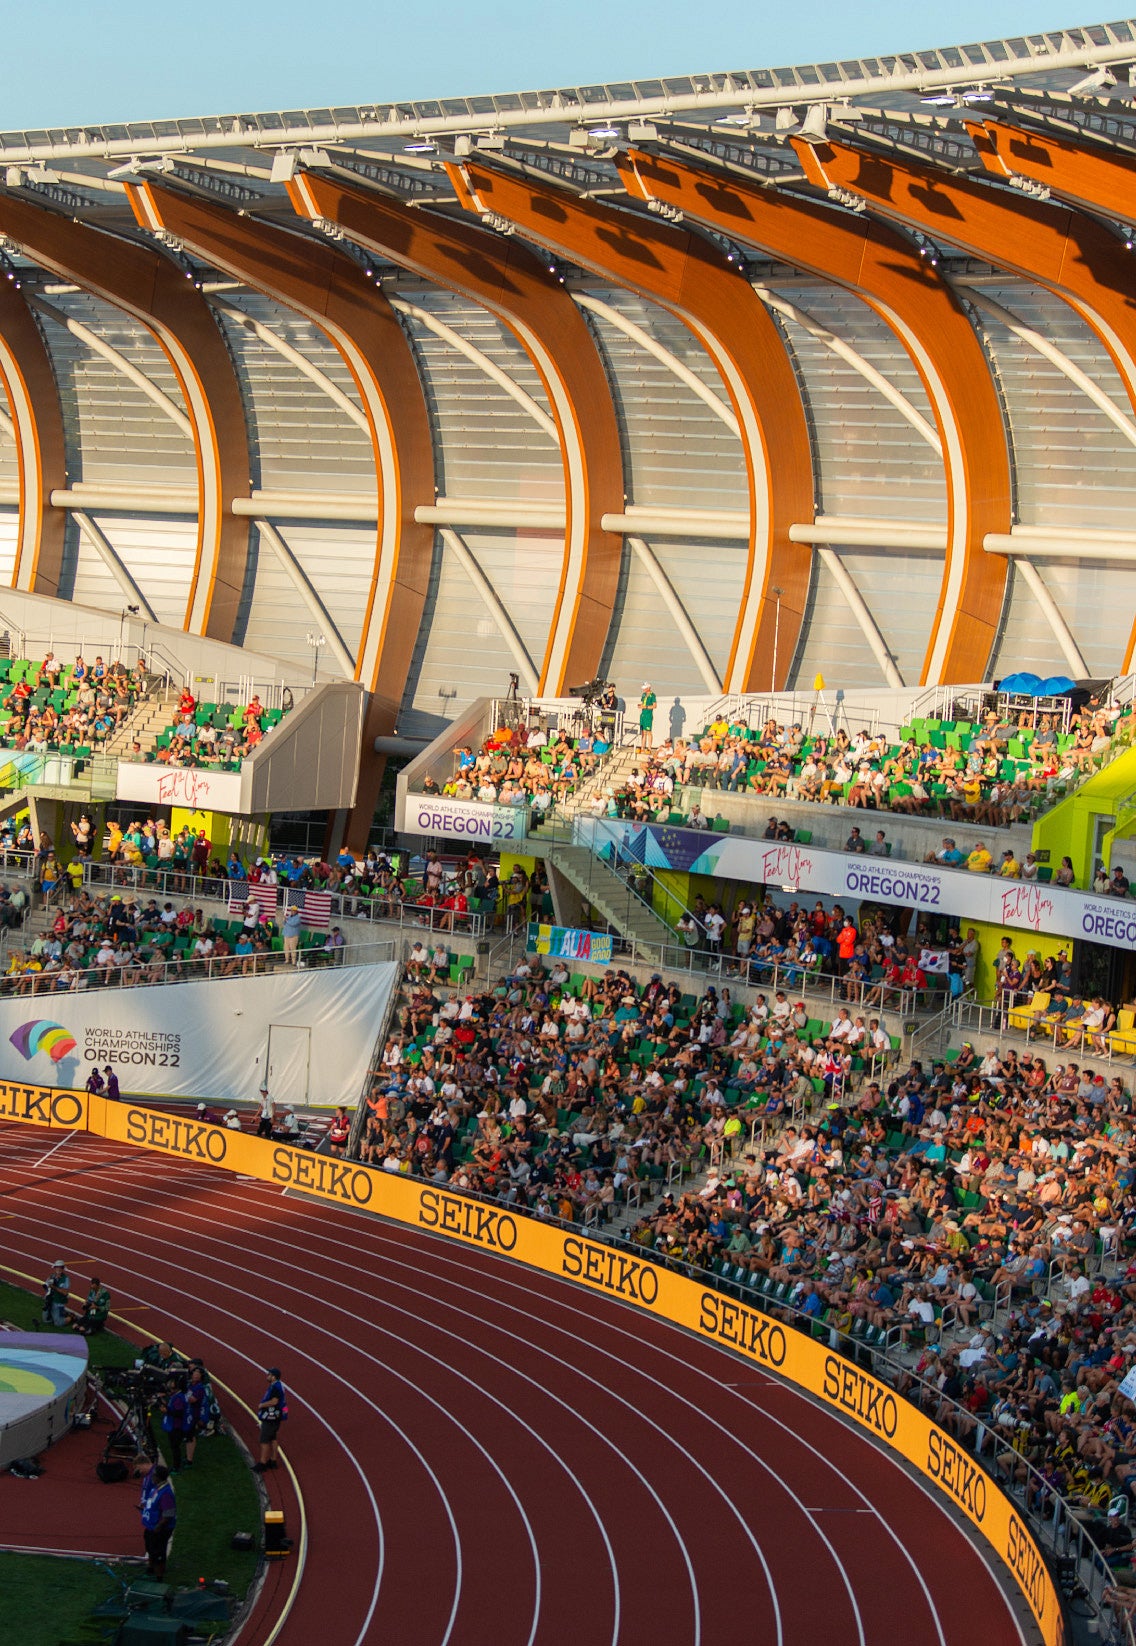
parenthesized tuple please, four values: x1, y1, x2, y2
(999, 672, 1044, 696)
(1040, 676, 1076, 696)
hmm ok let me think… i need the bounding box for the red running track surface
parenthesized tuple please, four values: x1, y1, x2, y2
(0, 1123, 1030, 1646)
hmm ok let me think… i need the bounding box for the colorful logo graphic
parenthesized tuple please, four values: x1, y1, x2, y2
(10, 1020, 77, 1063)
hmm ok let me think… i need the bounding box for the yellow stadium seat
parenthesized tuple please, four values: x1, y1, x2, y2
(1008, 990, 1049, 1034)
(1110, 1008, 1136, 1059)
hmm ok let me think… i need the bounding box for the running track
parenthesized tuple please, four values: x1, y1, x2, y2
(0, 1123, 1030, 1646)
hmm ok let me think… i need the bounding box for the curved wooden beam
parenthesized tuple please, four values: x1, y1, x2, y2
(0, 192, 251, 640)
(286, 169, 623, 696)
(620, 146, 1011, 685)
(126, 181, 436, 848)
(450, 158, 815, 693)
(967, 119, 1136, 222)
(799, 137, 1136, 670)
(0, 277, 67, 595)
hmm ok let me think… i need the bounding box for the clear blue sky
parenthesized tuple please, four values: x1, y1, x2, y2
(1, 2, 1113, 130)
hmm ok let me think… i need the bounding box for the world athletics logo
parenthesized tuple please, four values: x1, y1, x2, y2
(10, 1020, 77, 1063)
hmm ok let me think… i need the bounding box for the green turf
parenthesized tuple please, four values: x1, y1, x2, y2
(0, 1551, 122, 1646)
(0, 1279, 263, 1643)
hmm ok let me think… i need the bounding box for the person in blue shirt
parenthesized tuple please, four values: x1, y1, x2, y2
(255, 1367, 287, 1472)
(139, 1462, 177, 1578)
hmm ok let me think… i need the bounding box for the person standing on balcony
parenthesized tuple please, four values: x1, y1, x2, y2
(638, 684, 657, 751)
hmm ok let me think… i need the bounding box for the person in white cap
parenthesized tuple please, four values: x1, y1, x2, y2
(281, 902, 303, 967)
(41, 1258, 70, 1328)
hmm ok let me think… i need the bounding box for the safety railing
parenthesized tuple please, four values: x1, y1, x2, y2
(76, 860, 490, 939)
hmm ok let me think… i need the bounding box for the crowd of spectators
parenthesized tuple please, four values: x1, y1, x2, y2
(148, 687, 287, 770)
(1, 881, 349, 994)
(0, 651, 147, 754)
(596, 700, 1131, 858)
(421, 716, 611, 814)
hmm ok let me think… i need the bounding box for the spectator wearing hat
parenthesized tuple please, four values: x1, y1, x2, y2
(41, 1258, 70, 1328)
(282, 903, 302, 967)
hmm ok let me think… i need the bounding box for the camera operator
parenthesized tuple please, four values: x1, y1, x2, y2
(75, 1275, 111, 1336)
(138, 1461, 177, 1579)
(159, 1374, 191, 1471)
(41, 1258, 70, 1329)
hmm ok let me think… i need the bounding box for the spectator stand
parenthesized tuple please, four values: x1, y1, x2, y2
(5, 875, 396, 997)
(78, 855, 494, 942)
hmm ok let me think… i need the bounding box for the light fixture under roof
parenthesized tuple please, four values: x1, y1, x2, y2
(404, 141, 436, 154)
(1067, 64, 1118, 95)
(587, 125, 620, 139)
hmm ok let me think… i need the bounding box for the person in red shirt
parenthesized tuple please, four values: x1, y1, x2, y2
(177, 688, 196, 720)
(900, 958, 927, 999)
(836, 917, 858, 974)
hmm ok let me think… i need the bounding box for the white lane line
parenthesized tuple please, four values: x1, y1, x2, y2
(32, 1132, 75, 1169)
(175, 1174, 976, 1646)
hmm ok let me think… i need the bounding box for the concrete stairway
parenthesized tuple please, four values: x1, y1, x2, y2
(542, 841, 675, 958)
(88, 686, 179, 799)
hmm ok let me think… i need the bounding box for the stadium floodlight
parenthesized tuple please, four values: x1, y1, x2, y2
(1067, 64, 1117, 95)
(798, 104, 830, 144)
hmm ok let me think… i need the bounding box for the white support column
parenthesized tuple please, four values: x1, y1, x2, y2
(254, 519, 357, 676)
(70, 511, 158, 620)
(1008, 558, 1089, 677)
(29, 296, 193, 438)
(626, 536, 722, 692)
(389, 298, 558, 442)
(962, 285, 1136, 451)
(817, 546, 905, 688)
(210, 297, 371, 432)
(574, 292, 742, 437)
(752, 285, 942, 453)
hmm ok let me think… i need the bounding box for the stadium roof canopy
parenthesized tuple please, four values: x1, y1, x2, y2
(5, 20, 1136, 836)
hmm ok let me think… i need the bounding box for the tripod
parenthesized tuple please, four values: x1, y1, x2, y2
(97, 1374, 158, 1466)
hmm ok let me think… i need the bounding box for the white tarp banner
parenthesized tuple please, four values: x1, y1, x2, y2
(0, 964, 397, 1108)
(116, 761, 245, 814)
(405, 793, 528, 843)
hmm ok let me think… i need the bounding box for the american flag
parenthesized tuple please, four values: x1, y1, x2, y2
(228, 884, 280, 923)
(302, 890, 333, 930)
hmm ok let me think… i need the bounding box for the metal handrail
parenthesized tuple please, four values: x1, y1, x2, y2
(77, 860, 491, 939)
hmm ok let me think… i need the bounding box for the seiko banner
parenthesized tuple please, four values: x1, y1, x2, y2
(580, 817, 1136, 951)
(0, 965, 397, 1106)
